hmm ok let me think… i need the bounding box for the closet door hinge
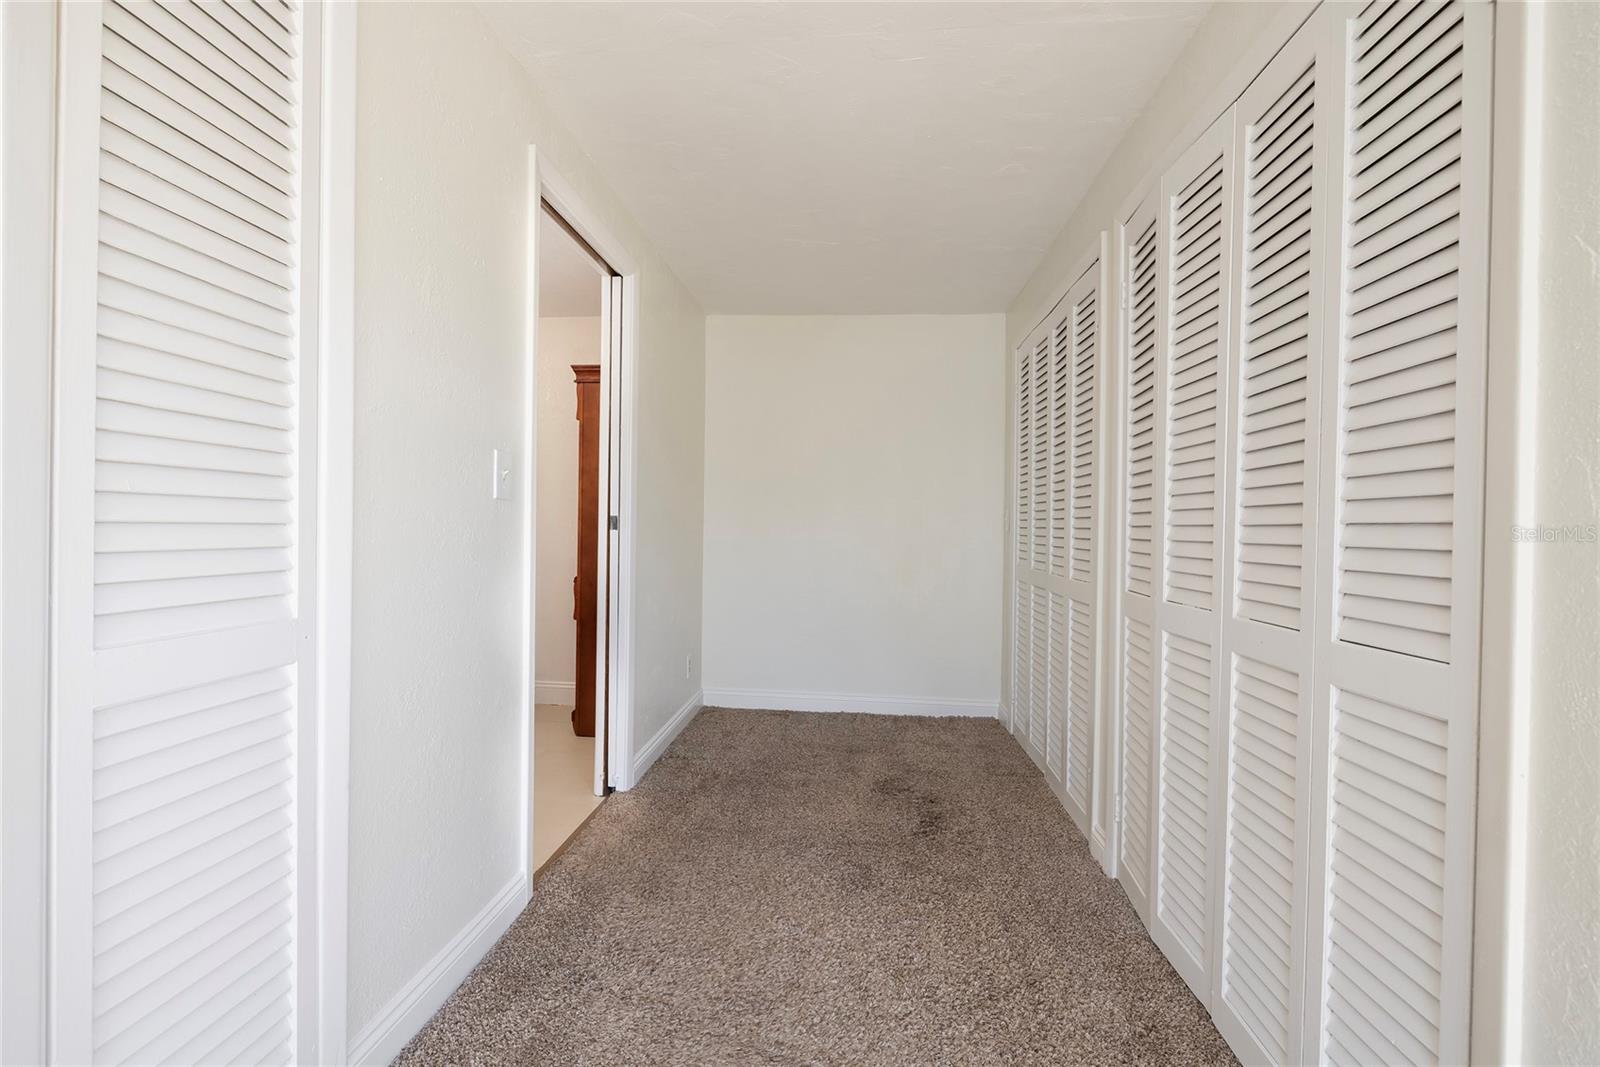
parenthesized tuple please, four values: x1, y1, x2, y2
(609, 514, 619, 531)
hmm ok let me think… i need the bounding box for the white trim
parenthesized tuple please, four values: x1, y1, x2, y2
(1474, 1, 1534, 1060)
(48, 6, 111, 1054)
(703, 688, 999, 719)
(346, 875, 528, 1067)
(0, 4, 57, 1062)
(610, 274, 642, 791)
(1086, 231, 1114, 877)
(631, 689, 703, 783)
(315, 2, 357, 1062)
(520, 147, 541, 892)
(535, 680, 577, 706)
(594, 274, 624, 797)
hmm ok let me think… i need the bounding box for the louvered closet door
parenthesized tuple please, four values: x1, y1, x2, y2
(1212, 15, 1331, 1065)
(1056, 260, 1101, 834)
(1305, 3, 1490, 1064)
(1015, 315, 1065, 789)
(51, 2, 321, 1064)
(1149, 109, 1235, 1001)
(1116, 194, 1160, 923)
(1010, 331, 1037, 737)
(1011, 328, 1051, 759)
(1012, 275, 1099, 834)
(1029, 317, 1052, 762)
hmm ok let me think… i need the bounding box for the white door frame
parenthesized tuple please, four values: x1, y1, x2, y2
(4, 3, 356, 1062)
(1473, 2, 1540, 1059)
(316, 3, 358, 1061)
(0, 4, 58, 1063)
(522, 149, 642, 884)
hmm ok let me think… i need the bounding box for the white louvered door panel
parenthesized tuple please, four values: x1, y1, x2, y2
(1010, 333, 1037, 737)
(1011, 575, 1031, 740)
(1116, 193, 1160, 921)
(1059, 260, 1101, 835)
(1030, 323, 1050, 763)
(52, 3, 322, 1064)
(1150, 109, 1235, 1001)
(1012, 326, 1054, 768)
(1047, 312, 1072, 780)
(1029, 586, 1048, 757)
(1213, 16, 1330, 1064)
(1014, 275, 1097, 813)
(1306, 3, 1490, 1064)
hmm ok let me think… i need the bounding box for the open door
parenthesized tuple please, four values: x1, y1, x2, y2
(593, 274, 624, 795)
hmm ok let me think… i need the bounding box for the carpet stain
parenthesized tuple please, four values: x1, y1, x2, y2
(394, 708, 1238, 1067)
(910, 795, 947, 838)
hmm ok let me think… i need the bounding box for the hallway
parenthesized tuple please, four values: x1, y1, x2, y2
(397, 709, 1234, 1066)
(6, 2, 1595, 1063)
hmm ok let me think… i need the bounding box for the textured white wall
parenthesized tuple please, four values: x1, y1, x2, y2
(702, 315, 1005, 709)
(1519, 4, 1600, 1060)
(533, 317, 600, 692)
(0, 7, 55, 1061)
(352, 2, 704, 1039)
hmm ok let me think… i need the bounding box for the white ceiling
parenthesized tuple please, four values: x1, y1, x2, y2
(538, 209, 605, 317)
(485, 2, 1208, 314)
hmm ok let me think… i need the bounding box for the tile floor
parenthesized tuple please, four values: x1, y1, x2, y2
(533, 703, 603, 872)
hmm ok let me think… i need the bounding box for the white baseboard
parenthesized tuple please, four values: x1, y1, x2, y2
(701, 687, 999, 719)
(630, 688, 702, 786)
(534, 680, 575, 705)
(348, 874, 528, 1066)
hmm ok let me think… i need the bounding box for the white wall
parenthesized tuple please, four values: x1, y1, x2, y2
(534, 317, 600, 699)
(0, 6, 55, 1060)
(702, 315, 1004, 713)
(352, 2, 704, 1049)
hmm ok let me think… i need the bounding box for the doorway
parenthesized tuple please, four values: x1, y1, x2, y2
(526, 158, 636, 878)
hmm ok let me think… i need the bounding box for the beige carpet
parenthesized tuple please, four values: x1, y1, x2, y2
(397, 708, 1236, 1066)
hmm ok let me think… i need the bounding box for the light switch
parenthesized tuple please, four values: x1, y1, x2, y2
(492, 448, 514, 501)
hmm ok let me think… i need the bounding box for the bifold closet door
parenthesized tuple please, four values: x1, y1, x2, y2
(1009, 331, 1033, 738)
(1212, 13, 1330, 1065)
(51, 2, 322, 1063)
(1011, 327, 1050, 762)
(1010, 258, 1100, 839)
(1056, 261, 1100, 832)
(1113, 3, 1491, 1063)
(1013, 307, 1069, 796)
(1306, 2, 1490, 1064)
(1150, 109, 1234, 1001)
(1117, 197, 1160, 923)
